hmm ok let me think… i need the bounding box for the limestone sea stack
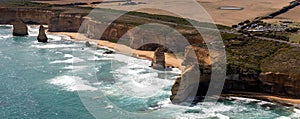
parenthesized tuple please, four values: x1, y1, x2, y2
(170, 46, 212, 104)
(37, 25, 48, 43)
(11, 20, 28, 36)
(151, 47, 166, 70)
(85, 41, 92, 47)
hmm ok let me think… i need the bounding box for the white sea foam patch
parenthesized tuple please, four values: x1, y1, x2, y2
(0, 34, 12, 39)
(47, 35, 62, 41)
(64, 54, 74, 58)
(110, 65, 174, 98)
(230, 97, 274, 105)
(289, 108, 300, 118)
(63, 65, 88, 71)
(31, 44, 80, 49)
(50, 57, 84, 64)
(158, 101, 232, 119)
(48, 75, 97, 91)
(28, 25, 39, 36)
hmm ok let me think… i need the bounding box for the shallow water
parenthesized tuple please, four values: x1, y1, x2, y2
(0, 25, 299, 119)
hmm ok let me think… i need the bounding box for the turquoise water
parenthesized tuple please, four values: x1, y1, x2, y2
(1, 25, 300, 119)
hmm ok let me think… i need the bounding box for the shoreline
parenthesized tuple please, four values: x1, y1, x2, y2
(49, 31, 300, 110)
(48, 32, 184, 70)
(48, 31, 300, 109)
(1, 24, 300, 111)
(222, 92, 300, 109)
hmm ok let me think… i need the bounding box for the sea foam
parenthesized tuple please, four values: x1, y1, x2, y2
(48, 75, 97, 91)
(50, 57, 84, 64)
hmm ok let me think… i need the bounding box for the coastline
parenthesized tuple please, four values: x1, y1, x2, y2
(48, 31, 300, 109)
(48, 32, 184, 70)
(48, 31, 300, 110)
(222, 92, 300, 109)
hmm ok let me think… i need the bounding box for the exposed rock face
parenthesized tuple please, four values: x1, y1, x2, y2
(137, 43, 173, 53)
(260, 73, 300, 98)
(170, 46, 212, 104)
(151, 47, 166, 70)
(0, 8, 85, 32)
(11, 20, 28, 36)
(223, 73, 262, 93)
(37, 25, 48, 43)
(223, 72, 300, 98)
(182, 46, 211, 66)
(48, 14, 85, 32)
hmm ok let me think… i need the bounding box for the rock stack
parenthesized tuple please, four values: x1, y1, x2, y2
(151, 47, 166, 70)
(11, 20, 28, 36)
(85, 41, 92, 47)
(170, 46, 212, 104)
(37, 25, 48, 43)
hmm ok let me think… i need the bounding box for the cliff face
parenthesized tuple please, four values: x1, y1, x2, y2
(171, 44, 300, 104)
(0, 8, 50, 24)
(0, 7, 204, 51)
(170, 46, 212, 103)
(48, 13, 85, 32)
(260, 73, 300, 98)
(0, 7, 84, 32)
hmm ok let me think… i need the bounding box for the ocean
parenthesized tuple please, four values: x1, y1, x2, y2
(1, 25, 300, 119)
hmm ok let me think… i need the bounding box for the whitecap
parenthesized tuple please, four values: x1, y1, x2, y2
(63, 65, 87, 71)
(50, 57, 84, 64)
(47, 35, 62, 41)
(0, 35, 12, 39)
(276, 116, 291, 119)
(28, 25, 39, 36)
(289, 108, 300, 118)
(32, 44, 80, 49)
(48, 75, 97, 91)
(64, 54, 74, 58)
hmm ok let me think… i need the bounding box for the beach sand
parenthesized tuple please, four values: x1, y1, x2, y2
(49, 32, 183, 70)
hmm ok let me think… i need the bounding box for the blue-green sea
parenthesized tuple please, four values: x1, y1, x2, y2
(1, 25, 300, 119)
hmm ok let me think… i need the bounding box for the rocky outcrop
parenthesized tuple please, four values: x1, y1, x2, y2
(223, 72, 300, 98)
(11, 20, 28, 36)
(85, 41, 92, 47)
(260, 72, 300, 98)
(137, 43, 173, 53)
(182, 46, 211, 66)
(48, 13, 85, 32)
(151, 47, 166, 70)
(0, 8, 85, 32)
(37, 25, 48, 43)
(170, 46, 212, 104)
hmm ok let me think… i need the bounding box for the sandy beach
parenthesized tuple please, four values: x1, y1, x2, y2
(49, 32, 184, 70)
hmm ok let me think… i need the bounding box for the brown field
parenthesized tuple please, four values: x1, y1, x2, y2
(33, 0, 293, 26)
(197, 0, 293, 26)
(274, 5, 300, 22)
(33, 0, 103, 4)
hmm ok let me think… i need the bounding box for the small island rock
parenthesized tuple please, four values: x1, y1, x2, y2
(37, 25, 48, 43)
(11, 20, 28, 36)
(151, 47, 166, 70)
